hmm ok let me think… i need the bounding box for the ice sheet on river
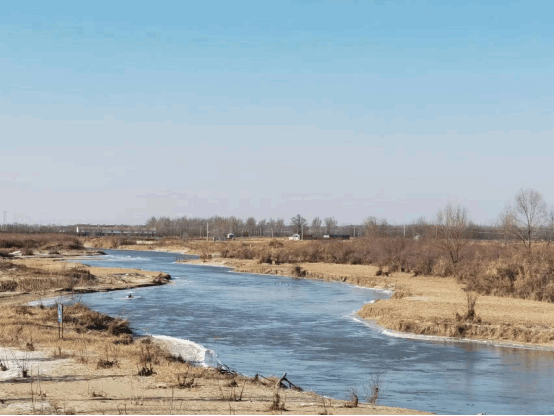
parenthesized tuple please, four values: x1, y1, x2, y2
(152, 335, 220, 367)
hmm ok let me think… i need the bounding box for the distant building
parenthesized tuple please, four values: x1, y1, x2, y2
(75, 225, 157, 237)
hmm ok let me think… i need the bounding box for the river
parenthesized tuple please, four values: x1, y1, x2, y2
(66, 249, 554, 414)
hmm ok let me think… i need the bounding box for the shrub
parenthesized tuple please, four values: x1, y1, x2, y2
(0, 280, 18, 292)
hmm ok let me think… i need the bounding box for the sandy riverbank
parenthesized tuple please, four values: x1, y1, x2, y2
(175, 256, 554, 349)
(83, 237, 554, 347)
(0, 250, 427, 415)
(0, 254, 171, 307)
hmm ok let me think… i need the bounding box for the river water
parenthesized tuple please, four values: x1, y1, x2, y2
(67, 249, 554, 414)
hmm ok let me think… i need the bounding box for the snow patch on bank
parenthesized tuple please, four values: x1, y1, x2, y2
(28, 296, 75, 307)
(152, 335, 220, 367)
(0, 347, 72, 381)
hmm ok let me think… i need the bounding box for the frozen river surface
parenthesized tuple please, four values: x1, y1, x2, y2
(69, 249, 554, 414)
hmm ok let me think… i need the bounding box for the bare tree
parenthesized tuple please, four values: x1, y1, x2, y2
(435, 202, 470, 265)
(411, 216, 430, 239)
(311, 217, 322, 237)
(275, 218, 285, 237)
(324, 217, 338, 235)
(268, 218, 276, 238)
(245, 217, 257, 237)
(290, 214, 307, 235)
(548, 208, 554, 245)
(504, 188, 548, 250)
(258, 219, 267, 237)
(364, 216, 389, 238)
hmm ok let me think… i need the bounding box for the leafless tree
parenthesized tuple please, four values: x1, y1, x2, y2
(245, 217, 257, 237)
(267, 218, 276, 238)
(257, 219, 267, 237)
(364, 216, 389, 238)
(547, 208, 554, 245)
(275, 218, 285, 237)
(311, 217, 322, 237)
(504, 188, 549, 250)
(290, 214, 307, 235)
(411, 216, 431, 239)
(435, 202, 470, 264)
(324, 217, 338, 235)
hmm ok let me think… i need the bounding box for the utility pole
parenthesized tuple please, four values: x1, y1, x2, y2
(301, 224, 303, 240)
(404, 224, 406, 238)
(3, 211, 6, 232)
(206, 222, 209, 241)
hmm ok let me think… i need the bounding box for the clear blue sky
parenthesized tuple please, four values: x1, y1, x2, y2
(1, 0, 552, 225)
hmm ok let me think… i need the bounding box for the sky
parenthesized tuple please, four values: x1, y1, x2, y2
(1, 0, 553, 226)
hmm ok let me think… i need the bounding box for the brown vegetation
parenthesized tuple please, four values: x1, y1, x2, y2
(90, 233, 554, 303)
(0, 233, 83, 251)
(0, 256, 171, 307)
(174, 237, 554, 304)
(0, 260, 98, 294)
(0, 301, 423, 414)
(82, 234, 554, 347)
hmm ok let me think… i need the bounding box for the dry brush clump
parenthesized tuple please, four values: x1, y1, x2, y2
(216, 238, 554, 304)
(0, 233, 83, 251)
(0, 261, 97, 293)
(268, 391, 286, 411)
(459, 246, 554, 302)
(63, 303, 132, 336)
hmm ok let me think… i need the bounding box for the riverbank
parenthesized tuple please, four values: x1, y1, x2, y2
(84, 237, 554, 348)
(0, 254, 171, 307)
(0, 303, 427, 415)
(0, 250, 427, 414)
(176, 256, 554, 349)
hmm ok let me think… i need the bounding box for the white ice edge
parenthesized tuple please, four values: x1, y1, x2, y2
(347, 312, 554, 352)
(168, 256, 554, 352)
(40, 250, 554, 354)
(28, 295, 76, 307)
(151, 335, 220, 367)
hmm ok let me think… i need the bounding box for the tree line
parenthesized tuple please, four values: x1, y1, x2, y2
(2, 188, 553, 246)
(144, 215, 361, 239)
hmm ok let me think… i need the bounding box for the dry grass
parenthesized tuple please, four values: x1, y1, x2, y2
(0, 233, 83, 251)
(0, 235, 426, 414)
(154, 237, 554, 304)
(83, 235, 554, 345)
(0, 257, 171, 306)
(186, 258, 554, 346)
(0, 301, 423, 415)
(0, 260, 98, 294)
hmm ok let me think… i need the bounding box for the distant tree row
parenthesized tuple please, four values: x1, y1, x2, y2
(143, 215, 364, 239)
(2, 189, 553, 247)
